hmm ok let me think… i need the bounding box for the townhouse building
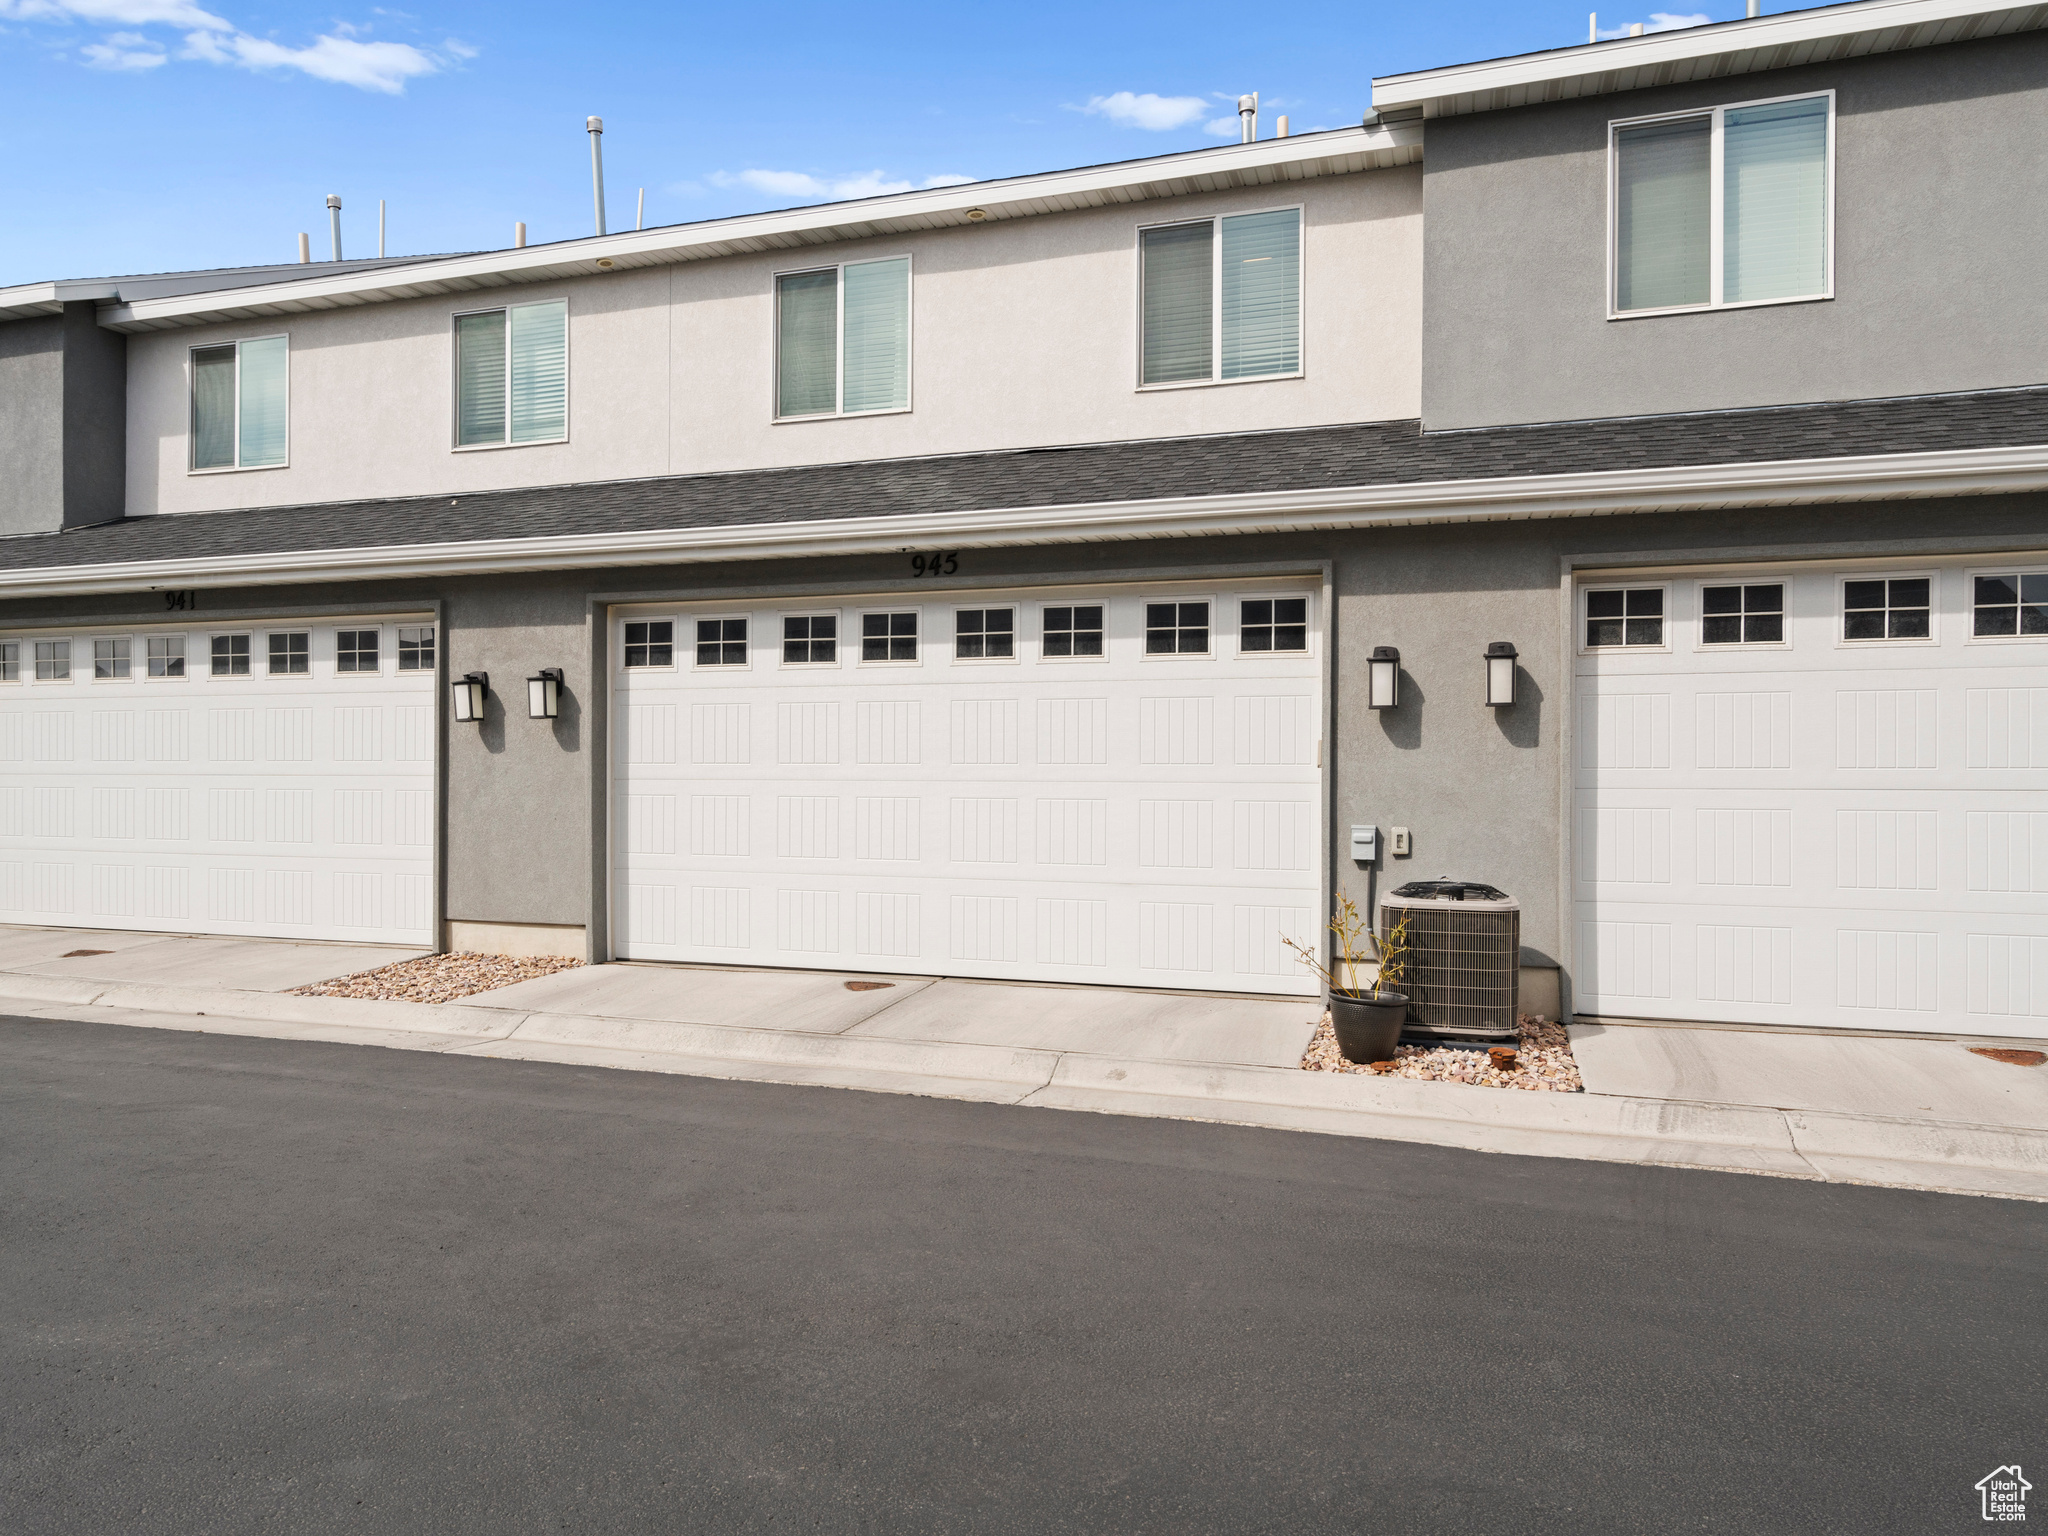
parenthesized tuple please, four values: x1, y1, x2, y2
(2, 0, 2044, 1037)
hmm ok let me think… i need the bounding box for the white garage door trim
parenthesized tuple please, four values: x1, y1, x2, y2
(0, 613, 439, 946)
(1572, 552, 2048, 1038)
(609, 578, 1326, 995)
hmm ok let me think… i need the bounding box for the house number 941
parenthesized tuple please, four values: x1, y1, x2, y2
(909, 551, 958, 578)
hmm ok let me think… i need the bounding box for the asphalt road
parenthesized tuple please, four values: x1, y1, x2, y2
(2, 1016, 2041, 1535)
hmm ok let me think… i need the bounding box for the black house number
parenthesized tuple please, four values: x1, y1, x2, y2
(909, 551, 959, 578)
(160, 590, 198, 611)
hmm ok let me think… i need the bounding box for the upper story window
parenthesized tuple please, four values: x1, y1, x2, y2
(455, 300, 568, 448)
(1140, 208, 1301, 388)
(191, 336, 288, 471)
(776, 257, 911, 420)
(1612, 93, 1832, 317)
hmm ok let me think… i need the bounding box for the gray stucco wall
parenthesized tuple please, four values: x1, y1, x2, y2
(7, 488, 2045, 977)
(0, 303, 127, 536)
(0, 314, 65, 538)
(1420, 31, 2048, 430)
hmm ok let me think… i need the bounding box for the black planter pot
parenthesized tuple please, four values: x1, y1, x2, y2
(1330, 990, 1408, 1064)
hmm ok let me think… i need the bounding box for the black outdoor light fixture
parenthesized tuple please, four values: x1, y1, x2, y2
(527, 668, 564, 720)
(1485, 641, 1519, 707)
(452, 671, 489, 723)
(1368, 646, 1401, 709)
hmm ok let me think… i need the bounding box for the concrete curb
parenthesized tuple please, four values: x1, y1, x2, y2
(4, 981, 2043, 1201)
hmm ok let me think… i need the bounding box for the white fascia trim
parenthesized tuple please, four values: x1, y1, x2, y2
(5, 441, 2045, 599)
(1373, 0, 2033, 111)
(0, 279, 119, 323)
(98, 124, 1422, 335)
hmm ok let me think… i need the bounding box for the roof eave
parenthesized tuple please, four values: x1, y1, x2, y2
(3, 440, 2042, 599)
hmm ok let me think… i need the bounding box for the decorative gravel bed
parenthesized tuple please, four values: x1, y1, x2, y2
(290, 951, 584, 1005)
(1301, 1013, 1584, 1092)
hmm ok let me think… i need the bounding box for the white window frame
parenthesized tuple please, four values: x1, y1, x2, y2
(31, 636, 74, 684)
(450, 298, 572, 452)
(1231, 591, 1315, 661)
(1140, 595, 1218, 661)
(1034, 600, 1109, 665)
(333, 626, 386, 679)
(777, 611, 845, 670)
(208, 632, 255, 680)
(1963, 564, 2048, 647)
(188, 334, 290, 473)
(856, 607, 923, 668)
(1134, 204, 1306, 391)
(1835, 570, 1940, 649)
(689, 614, 755, 672)
(1606, 89, 1835, 321)
(0, 638, 22, 685)
(771, 256, 915, 423)
(620, 617, 679, 672)
(951, 606, 1020, 666)
(145, 633, 190, 683)
(1578, 583, 1673, 655)
(1690, 576, 1792, 653)
(89, 634, 135, 683)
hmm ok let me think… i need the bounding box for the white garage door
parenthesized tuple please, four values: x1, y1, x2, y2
(0, 616, 437, 945)
(612, 580, 1323, 994)
(1574, 555, 2048, 1037)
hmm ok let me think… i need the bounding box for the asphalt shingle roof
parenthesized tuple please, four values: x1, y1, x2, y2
(6, 385, 2046, 572)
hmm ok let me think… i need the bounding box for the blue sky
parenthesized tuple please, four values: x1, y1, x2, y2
(0, 0, 1745, 286)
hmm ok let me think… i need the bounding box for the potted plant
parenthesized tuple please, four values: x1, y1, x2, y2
(1284, 896, 1410, 1064)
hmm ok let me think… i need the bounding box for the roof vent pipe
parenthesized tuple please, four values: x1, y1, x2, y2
(1588, 11, 1597, 43)
(1746, 0, 1759, 13)
(637, 187, 645, 231)
(326, 193, 343, 261)
(587, 116, 607, 236)
(1628, 20, 1643, 34)
(378, 198, 386, 258)
(1275, 114, 1289, 138)
(297, 232, 310, 264)
(1237, 92, 1258, 143)
(515, 221, 527, 248)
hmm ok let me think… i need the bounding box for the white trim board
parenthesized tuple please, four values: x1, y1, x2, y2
(1371, 0, 2048, 119)
(3, 440, 2046, 599)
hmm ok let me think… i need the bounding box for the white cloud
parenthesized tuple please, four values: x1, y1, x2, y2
(190, 29, 437, 92)
(3, 0, 443, 91)
(711, 168, 972, 202)
(1204, 114, 1240, 138)
(1596, 11, 1710, 38)
(440, 34, 473, 58)
(1079, 91, 1209, 131)
(81, 27, 163, 65)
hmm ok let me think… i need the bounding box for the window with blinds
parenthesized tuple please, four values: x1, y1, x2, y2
(776, 257, 911, 418)
(1612, 93, 1831, 316)
(1140, 207, 1301, 386)
(190, 336, 288, 471)
(454, 299, 568, 447)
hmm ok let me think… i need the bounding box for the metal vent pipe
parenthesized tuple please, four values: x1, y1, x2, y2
(587, 116, 607, 236)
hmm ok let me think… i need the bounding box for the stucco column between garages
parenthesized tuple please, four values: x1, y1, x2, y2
(443, 576, 594, 948)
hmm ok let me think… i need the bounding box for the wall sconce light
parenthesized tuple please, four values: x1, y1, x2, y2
(1485, 642, 1518, 707)
(452, 672, 489, 723)
(527, 668, 564, 720)
(1368, 646, 1401, 709)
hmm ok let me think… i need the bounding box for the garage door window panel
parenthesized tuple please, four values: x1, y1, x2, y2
(624, 621, 675, 669)
(1146, 602, 1211, 657)
(397, 627, 435, 671)
(0, 641, 19, 683)
(954, 609, 1014, 662)
(1239, 597, 1308, 654)
(1971, 572, 2048, 639)
(147, 636, 186, 679)
(336, 630, 382, 674)
(1698, 583, 1784, 646)
(93, 638, 132, 681)
(1842, 577, 1932, 643)
(1040, 606, 1105, 660)
(268, 632, 310, 675)
(862, 612, 919, 664)
(34, 641, 70, 682)
(1583, 587, 1666, 650)
(782, 615, 838, 666)
(696, 618, 749, 668)
(210, 634, 250, 678)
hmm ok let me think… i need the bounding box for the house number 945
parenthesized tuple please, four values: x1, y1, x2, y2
(909, 551, 958, 578)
